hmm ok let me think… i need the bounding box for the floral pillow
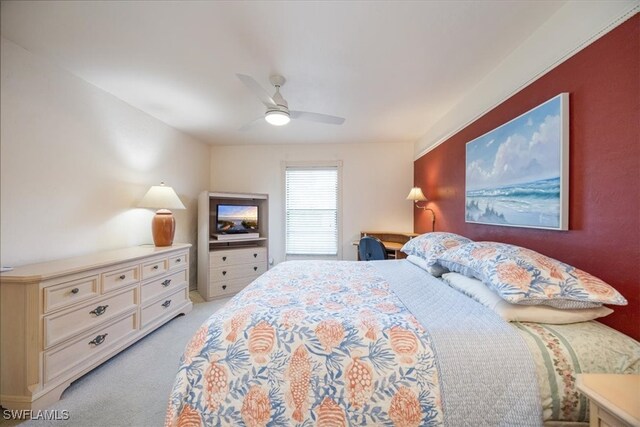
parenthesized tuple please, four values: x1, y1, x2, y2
(401, 232, 472, 274)
(436, 242, 628, 309)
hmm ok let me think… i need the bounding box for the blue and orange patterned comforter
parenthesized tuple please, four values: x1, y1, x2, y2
(167, 259, 639, 426)
(166, 261, 443, 426)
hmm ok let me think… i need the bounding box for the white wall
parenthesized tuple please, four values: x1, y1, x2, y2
(415, 0, 639, 157)
(0, 37, 210, 286)
(210, 143, 414, 264)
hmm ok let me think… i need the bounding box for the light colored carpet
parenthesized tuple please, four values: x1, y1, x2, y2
(1, 292, 229, 427)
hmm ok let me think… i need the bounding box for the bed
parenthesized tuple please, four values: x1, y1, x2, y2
(165, 257, 639, 426)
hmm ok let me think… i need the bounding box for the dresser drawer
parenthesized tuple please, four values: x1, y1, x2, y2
(101, 265, 139, 293)
(141, 288, 188, 328)
(44, 313, 138, 384)
(141, 258, 168, 280)
(141, 269, 187, 303)
(168, 252, 188, 270)
(44, 287, 137, 349)
(210, 263, 266, 281)
(44, 275, 99, 313)
(210, 248, 267, 267)
(215, 276, 259, 297)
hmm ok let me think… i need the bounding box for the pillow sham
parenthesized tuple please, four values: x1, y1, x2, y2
(401, 232, 472, 270)
(406, 255, 447, 277)
(441, 272, 614, 324)
(437, 242, 627, 309)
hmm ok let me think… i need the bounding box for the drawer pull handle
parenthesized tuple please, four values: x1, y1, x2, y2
(161, 279, 172, 287)
(152, 265, 159, 270)
(70, 287, 80, 294)
(90, 305, 109, 316)
(254, 266, 258, 271)
(89, 334, 108, 346)
(161, 300, 172, 308)
(222, 285, 227, 290)
(119, 274, 126, 280)
(253, 253, 257, 258)
(222, 271, 227, 276)
(222, 256, 227, 261)
(176, 258, 181, 263)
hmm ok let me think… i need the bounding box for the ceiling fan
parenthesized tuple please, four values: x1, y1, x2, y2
(236, 74, 345, 129)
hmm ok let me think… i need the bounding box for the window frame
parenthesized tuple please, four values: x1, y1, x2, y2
(282, 160, 343, 261)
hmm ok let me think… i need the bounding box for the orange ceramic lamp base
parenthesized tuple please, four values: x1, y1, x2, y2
(151, 209, 176, 247)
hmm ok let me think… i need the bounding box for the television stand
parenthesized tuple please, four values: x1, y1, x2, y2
(198, 192, 269, 301)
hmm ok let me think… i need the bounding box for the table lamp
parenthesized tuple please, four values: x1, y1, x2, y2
(138, 182, 186, 246)
(406, 187, 436, 232)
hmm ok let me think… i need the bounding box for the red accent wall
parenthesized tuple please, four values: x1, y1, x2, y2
(414, 15, 639, 340)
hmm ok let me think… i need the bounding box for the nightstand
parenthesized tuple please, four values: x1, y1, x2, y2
(576, 374, 640, 427)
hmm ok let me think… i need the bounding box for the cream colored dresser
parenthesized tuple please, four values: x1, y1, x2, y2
(0, 244, 192, 410)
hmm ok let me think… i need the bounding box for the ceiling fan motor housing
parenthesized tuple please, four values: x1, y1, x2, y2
(269, 75, 289, 110)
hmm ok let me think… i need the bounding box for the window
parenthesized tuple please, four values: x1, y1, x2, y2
(285, 164, 340, 257)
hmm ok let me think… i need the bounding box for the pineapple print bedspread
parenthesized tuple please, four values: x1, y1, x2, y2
(166, 261, 444, 426)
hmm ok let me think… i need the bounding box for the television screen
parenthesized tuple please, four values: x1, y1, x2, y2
(216, 205, 258, 234)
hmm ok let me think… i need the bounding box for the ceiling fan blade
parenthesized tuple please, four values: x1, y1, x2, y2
(236, 74, 277, 108)
(290, 110, 345, 125)
(238, 117, 264, 131)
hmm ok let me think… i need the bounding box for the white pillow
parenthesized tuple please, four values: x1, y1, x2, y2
(441, 272, 614, 324)
(406, 255, 447, 277)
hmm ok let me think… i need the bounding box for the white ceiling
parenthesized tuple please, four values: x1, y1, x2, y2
(0, 1, 565, 146)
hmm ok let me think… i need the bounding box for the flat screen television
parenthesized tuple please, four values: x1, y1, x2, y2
(216, 204, 259, 234)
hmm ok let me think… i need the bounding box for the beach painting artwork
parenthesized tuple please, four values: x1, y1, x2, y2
(466, 93, 569, 230)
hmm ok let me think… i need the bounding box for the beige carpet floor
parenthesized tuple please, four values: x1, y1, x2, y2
(1, 292, 229, 427)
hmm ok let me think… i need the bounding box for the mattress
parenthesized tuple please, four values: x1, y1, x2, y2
(165, 260, 639, 426)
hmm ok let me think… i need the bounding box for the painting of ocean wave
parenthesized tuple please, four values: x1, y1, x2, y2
(465, 94, 569, 230)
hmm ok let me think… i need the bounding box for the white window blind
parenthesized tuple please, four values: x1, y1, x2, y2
(286, 167, 339, 255)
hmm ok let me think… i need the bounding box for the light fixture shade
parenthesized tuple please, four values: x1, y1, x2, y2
(406, 187, 428, 202)
(138, 183, 186, 210)
(265, 110, 291, 126)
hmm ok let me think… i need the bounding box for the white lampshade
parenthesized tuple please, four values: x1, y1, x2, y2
(265, 110, 290, 126)
(138, 182, 185, 210)
(406, 187, 428, 202)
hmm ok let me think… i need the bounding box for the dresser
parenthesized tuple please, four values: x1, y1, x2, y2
(207, 246, 268, 298)
(0, 244, 192, 410)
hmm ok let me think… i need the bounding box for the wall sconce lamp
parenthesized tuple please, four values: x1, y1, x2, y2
(406, 187, 436, 232)
(138, 182, 186, 246)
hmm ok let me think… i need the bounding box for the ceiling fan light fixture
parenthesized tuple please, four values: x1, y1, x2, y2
(265, 110, 290, 126)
